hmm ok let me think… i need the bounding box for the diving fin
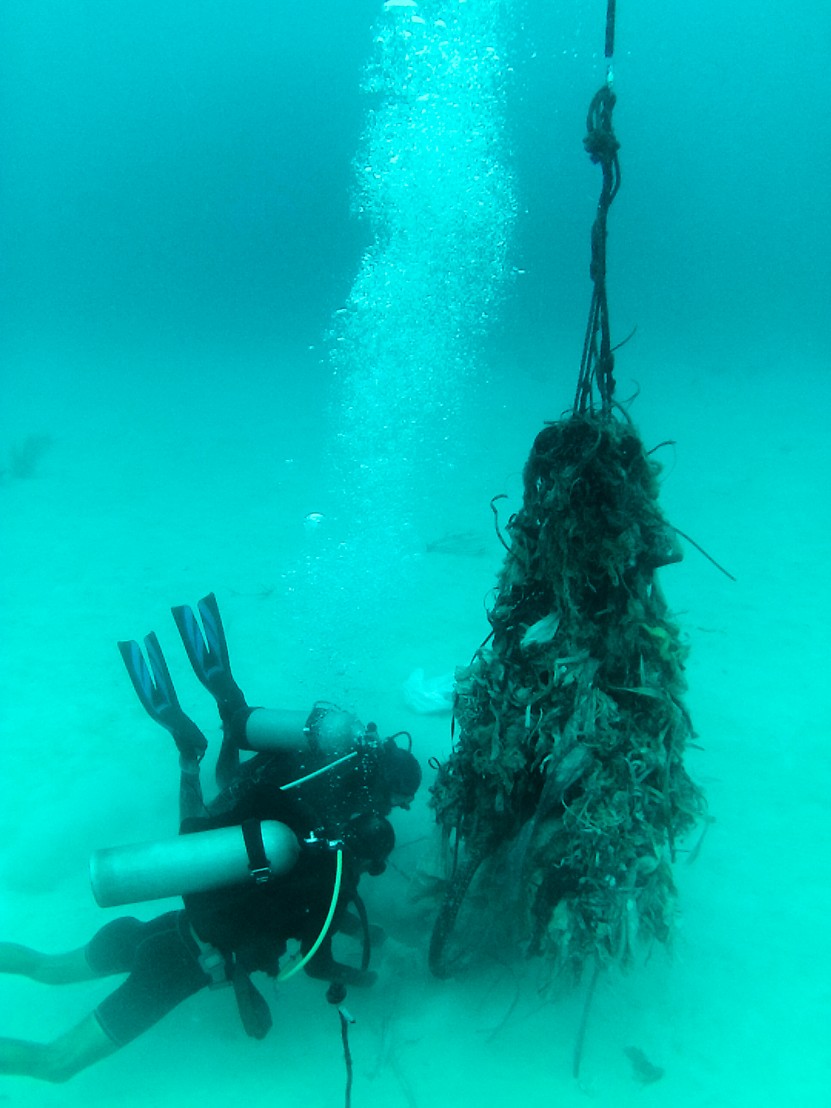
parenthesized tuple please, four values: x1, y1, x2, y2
(171, 593, 250, 789)
(171, 593, 245, 716)
(118, 633, 208, 760)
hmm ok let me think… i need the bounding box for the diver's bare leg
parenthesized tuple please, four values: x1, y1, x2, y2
(0, 944, 99, 985)
(179, 754, 206, 825)
(215, 731, 241, 792)
(0, 1014, 118, 1083)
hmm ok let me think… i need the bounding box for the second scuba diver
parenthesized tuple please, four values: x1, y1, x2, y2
(0, 593, 422, 1083)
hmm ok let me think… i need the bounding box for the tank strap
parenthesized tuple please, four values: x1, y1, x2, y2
(241, 819, 272, 884)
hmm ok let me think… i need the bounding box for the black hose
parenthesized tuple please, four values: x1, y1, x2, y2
(351, 892, 372, 972)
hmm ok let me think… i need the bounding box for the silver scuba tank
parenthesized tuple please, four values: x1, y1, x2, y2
(90, 820, 299, 907)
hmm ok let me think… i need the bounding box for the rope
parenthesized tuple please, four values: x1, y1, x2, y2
(338, 1006, 356, 1108)
(605, 0, 617, 60)
(572, 956, 602, 1079)
(573, 0, 621, 417)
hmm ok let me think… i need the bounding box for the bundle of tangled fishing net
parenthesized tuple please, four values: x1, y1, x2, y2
(429, 411, 707, 982)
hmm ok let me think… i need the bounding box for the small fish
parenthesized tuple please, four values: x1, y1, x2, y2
(425, 531, 488, 557)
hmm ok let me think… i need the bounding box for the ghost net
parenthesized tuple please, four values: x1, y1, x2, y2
(428, 29, 706, 990)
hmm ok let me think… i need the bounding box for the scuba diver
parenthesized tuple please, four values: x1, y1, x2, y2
(0, 593, 422, 1083)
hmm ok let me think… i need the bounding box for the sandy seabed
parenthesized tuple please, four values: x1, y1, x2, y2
(1, 336, 829, 1108)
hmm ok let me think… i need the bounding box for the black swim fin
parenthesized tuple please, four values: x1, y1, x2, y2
(171, 594, 250, 789)
(171, 593, 246, 717)
(118, 633, 208, 760)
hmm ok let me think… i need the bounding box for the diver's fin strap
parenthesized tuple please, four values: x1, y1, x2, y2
(241, 819, 272, 884)
(118, 634, 208, 759)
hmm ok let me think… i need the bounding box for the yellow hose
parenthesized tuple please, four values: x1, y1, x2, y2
(278, 849, 343, 982)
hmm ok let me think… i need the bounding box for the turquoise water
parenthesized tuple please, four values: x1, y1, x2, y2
(1, 1, 829, 1105)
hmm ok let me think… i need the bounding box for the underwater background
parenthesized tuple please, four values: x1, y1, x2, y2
(1, 1, 829, 1105)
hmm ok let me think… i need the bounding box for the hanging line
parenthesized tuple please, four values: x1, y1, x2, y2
(605, 0, 617, 62)
(573, 0, 621, 417)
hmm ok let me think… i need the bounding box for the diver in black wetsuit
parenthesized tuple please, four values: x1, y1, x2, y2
(0, 594, 421, 1083)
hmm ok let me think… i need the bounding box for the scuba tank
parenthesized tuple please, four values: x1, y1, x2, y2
(90, 819, 299, 907)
